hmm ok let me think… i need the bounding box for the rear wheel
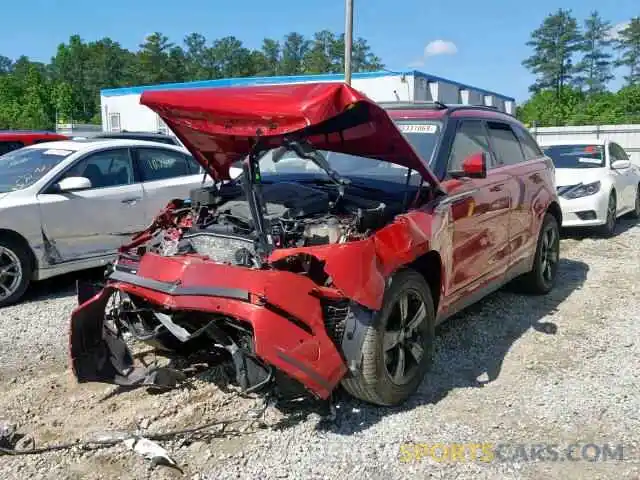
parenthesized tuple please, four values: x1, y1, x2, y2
(0, 237, 33, 308)
(341, 269, 436, 406)
(599, 192, 617, 237)
(516, 213, 559, 295)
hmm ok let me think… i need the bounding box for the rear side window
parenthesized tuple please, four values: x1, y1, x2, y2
(448, 120, 492, 171)
(136, 148, 193, 181)
(487, 122, 526, 166)
(0, 141, 25, 155)
(512, 125, 543, 160)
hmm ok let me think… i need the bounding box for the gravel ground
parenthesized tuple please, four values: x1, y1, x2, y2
(0, 218, 639, 479)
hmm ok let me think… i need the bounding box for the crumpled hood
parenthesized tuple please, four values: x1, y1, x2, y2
(555, 167, 605, 187)
(139, 82, 440, 187)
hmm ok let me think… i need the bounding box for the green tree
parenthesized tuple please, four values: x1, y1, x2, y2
(52, 81, 74, 123)
(574, 11, 614, 93)
(304, 30, 338, 73)
(18, 65, 53, 129)
(280, 33, 310, 75)
(261, 39, 281, 76)
(523, 9, 582, 95)
(137, 32, 175, 84)
(614, 17, 640, 85)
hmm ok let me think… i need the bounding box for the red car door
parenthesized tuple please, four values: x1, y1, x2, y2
(488, 121, 546, 270)
(438, 119, 514, 316)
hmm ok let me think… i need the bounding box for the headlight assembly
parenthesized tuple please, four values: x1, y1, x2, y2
(563, 181, 601, 199)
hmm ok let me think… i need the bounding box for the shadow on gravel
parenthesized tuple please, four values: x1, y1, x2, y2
(561, 215, 638, 240)
(316, 257, 589, 435)
(19, 267, 105, 303)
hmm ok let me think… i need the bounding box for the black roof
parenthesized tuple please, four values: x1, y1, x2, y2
(93, 131, 179, 145)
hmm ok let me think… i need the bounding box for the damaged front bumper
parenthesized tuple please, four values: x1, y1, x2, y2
(69, 254, 355, 399)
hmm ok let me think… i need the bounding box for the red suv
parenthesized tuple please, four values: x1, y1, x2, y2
(0, 131, 69, 155)
(69, 83, 560, 407)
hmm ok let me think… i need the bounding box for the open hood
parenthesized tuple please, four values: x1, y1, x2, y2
(140, 82, 440, 187)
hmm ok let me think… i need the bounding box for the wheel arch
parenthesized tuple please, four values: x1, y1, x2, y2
(546, 200, 562, 228)
(406, 250, 443, 314)
(0, 229, 38, 279)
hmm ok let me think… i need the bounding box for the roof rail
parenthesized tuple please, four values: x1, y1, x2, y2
(378, 101, 514, 117)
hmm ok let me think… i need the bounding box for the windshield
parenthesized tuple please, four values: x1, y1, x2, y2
(251, 120, 441, 185)
(543, 144, 605, 169)
(0, 147, 75, 193)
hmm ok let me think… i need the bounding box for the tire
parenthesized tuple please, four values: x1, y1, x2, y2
(517, 213, 560, 295)
(598, 192, 617, 237)
(341, 269, 436, 406)
(0, 236, 33, 308)
(630, 185, 640, 219)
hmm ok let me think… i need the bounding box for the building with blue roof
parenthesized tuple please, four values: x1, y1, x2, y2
(99, 70, 516, 134)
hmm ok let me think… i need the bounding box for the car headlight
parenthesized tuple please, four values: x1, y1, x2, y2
(563, 181, 601, 199)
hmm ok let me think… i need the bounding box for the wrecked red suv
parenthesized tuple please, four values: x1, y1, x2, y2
(69, 83, 561, 406)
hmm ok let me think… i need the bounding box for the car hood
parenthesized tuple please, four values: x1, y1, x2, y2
(139, 82, 440, 188)
(555, 167, 605, 187)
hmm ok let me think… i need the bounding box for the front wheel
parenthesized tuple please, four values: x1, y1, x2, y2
(630, 185, 640, 219)
(0, 238, 33, 308)
(341, 269, 436, 406)
(599, 192, 617, 237)
(516, 213, 560, 295)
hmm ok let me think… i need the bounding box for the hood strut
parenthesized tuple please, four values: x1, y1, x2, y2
(242, 134, 273, 262)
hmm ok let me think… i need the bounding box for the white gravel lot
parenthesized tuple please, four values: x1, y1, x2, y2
(0, 218, 638, 480)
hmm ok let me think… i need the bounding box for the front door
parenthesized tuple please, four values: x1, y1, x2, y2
(440, 119, 513, 311)
(37, 148, 147, 262)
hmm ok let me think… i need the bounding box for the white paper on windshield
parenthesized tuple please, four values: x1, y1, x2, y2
(577, 157, 602, 165)
(43, 149, 73, 156)
(399, 124, 438, 134)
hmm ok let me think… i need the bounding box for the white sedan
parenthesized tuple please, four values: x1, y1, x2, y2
(0, 139, 213, 306)
(540, 138, 640, 235)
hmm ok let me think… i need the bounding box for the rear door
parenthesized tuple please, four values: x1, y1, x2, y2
(132, 146, 208, 223)
(440, 119, 513, 308)
(37, 148, 147, 261)
(487, 121, 545, 269)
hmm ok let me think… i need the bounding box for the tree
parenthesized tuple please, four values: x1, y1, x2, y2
(574, 11, 614, 93)
(523, 9, 582, 96)
(280, 33, 310, 75)
(137, 32, 175, 84)
(304, 30, 338, 73)
(261, 39, 281, 76)
(614, 17, 640, 86)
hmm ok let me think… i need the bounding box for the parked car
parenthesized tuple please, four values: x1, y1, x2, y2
(92, 131, 181, 146)
(539, 138, 640, 236)
(0, 131, 68, 155)
(0, 138, 212, 306)
(69, 83, 561, 407)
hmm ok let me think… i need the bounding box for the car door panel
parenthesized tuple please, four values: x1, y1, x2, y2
(37, 148, 148, 262)
(439, 119, 512, 312)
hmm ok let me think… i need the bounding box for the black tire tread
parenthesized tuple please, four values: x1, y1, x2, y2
(515, 213, 559, 295)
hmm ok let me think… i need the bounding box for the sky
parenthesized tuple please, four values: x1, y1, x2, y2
(0, 0, 637, 103)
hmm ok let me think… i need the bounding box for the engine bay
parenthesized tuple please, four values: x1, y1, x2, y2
(143, 179, 400, 268)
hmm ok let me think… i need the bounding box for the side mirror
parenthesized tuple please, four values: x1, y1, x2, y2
(55, 176, 92, 192)
(451, 152, 487, 179)
(611, 159, 631, 170)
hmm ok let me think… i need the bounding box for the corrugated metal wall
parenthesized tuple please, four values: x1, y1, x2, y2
(531, 124, 640, 164)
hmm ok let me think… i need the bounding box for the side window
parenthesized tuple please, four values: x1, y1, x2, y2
(0, 141, 24, 155)
(62, 148, 134, 189)
(185, 154, 202, 174)
(513, 125, 543, 160)
(487, 122, 526, 166)
(136, 148, 193, 181)
(610, 143, 628, 162)
(448, 120, 492, 172)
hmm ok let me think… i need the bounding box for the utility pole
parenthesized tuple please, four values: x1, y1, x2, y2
(344, 0, 354, 85)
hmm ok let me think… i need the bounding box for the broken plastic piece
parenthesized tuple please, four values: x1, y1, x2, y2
(0, 420, 16, 448)
(123, 437, 180, 470)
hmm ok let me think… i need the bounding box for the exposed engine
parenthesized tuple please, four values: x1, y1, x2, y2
(144, 181, 391, 268)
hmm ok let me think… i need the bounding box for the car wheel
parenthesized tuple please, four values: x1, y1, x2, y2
(517, 213, 560, 295)
(341, 269, 435, 406)
(599, 192, 617, 237)
(0, 237, 33, 308)
(630, 185, 640, 219)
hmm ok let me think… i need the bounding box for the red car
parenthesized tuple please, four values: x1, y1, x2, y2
(0, 131, 69, 155)
(69, 83, 561, 406)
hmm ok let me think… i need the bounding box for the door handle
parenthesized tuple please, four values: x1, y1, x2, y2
(121, 197, 141, 205)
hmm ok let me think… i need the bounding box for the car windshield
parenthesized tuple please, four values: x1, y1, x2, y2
(543, 144, 605, 169)
(254, 120, 442, 185)
(0, 147, 75, 193)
